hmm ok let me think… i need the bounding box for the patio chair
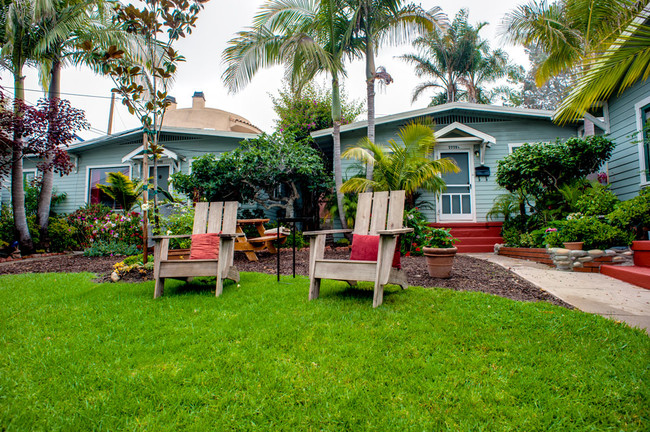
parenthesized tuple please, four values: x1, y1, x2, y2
(304, 190, 412, 308)
(153, 201, 240, 298)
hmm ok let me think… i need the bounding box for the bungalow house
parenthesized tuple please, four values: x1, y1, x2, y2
(311, 102, 601, 252)
(0, 92, 260, 213)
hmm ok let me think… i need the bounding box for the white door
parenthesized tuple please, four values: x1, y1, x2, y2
(438, 151, 474, 221)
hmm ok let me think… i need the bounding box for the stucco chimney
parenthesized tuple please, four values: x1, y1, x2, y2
(192, 91, 205, 109)
(165, 96, 177, 110)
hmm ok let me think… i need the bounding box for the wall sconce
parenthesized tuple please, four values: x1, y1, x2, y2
(474, 150, 480, 158)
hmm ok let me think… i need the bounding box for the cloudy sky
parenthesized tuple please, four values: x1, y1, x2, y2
(1, 0, 529, 140)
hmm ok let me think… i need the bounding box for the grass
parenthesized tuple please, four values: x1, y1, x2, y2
(0, 272, 648, 431)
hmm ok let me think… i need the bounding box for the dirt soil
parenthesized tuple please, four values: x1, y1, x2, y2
(0, 249, 572, 308)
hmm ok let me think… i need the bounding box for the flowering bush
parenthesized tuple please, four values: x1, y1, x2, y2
(155, 203, 195, 249)
(68, 205, 142, 248)
(422, 228, 458, 249)
(401, 207, 430, 256)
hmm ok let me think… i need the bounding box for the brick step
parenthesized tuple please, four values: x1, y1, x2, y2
(456, 245, 497, 253)
(430, 223, 503, 238)
(601, 265, 650, 290)
(455, 236, 503, 246)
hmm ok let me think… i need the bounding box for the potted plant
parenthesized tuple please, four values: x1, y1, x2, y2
(422, 228, 458, 278)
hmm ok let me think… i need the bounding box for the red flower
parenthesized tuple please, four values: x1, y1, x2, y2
(405, 252, 411, 256)
(415, 247, 421, 252)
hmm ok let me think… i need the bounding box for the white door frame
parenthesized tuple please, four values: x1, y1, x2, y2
(435, 145, 476, 222)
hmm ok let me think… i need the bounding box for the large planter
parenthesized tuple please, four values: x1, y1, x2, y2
(631, 241, 650, 267)
(423, 247, 457, 278)
(563, 241, 584, 250)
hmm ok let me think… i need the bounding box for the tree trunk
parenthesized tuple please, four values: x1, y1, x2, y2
(36, 59, 62, 249)
(142, 133, 149, 264)
(12, 69, 33, 253)
(365, 35, 375, 182)
(331, 76, 348, 230)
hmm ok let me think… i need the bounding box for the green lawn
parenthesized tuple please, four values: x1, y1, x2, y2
(0, 272, 648, 431)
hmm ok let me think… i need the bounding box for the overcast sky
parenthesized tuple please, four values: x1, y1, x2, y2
(1, 0, 529, 140)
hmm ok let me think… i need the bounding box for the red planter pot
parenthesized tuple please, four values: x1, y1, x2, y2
(631, 241, 650, 267)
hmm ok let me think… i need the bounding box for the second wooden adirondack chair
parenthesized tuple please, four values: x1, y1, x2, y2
(152, 201, 240, 298)
(304, 190, 413, 308)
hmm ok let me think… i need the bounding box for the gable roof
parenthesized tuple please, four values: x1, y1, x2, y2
(68, 126, 259, 153)
(435, 122, 496, 145)
(311, 102, 592, 138)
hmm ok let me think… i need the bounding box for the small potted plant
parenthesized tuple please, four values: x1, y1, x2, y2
(422, 227, 458, 278)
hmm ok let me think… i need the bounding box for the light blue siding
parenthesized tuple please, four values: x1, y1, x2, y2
(606, 78, 650, 200)
(336, 115, 578, 223)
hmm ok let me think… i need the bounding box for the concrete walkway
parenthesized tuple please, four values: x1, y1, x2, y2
(468, 253, 650, 335)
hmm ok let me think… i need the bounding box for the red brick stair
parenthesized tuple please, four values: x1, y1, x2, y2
(601, 241, 650, 290)
(430, 222, 503, 253)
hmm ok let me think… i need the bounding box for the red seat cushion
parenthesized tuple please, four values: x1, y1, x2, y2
(189, 233, 220, 260)
(350, 234, 401, 269)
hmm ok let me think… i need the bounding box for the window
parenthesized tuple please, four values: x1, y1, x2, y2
(23, 169, 37, 185)
(641, 104, 650, 183)
(88, 166, 130, 208)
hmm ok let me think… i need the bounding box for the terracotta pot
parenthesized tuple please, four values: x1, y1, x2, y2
(563, 241, 584, 250)
(422, 247, 457, 278)
(631, 241, 650, 267)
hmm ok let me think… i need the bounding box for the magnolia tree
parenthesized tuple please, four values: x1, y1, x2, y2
(0, 89, 88, 250)
(83, 0, 208, 262)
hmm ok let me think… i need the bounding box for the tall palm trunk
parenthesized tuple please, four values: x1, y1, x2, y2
(36, 58, 61, 247)
(364, 30, 375, 182)
(12, 68, 33, 253)
(331, 75, 348, 230)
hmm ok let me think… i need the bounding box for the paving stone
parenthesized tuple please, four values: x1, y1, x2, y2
(588, 249, 604, 257)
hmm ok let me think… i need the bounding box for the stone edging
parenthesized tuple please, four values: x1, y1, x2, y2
(494, 244, 634, 273)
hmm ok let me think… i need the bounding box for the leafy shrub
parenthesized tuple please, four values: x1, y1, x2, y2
(47, 217, 80, 252)
(122, 254, 144, 266)
(607, 188, 650, 239)
(155, 204, 195, 249)
(501, 227, 523, 247)
(422, 228, 458, 249)
(280, 231, 307, 249)
(575, 184, 619, 216)
(402, 207, 431, 255)
(83, 241, 139, 257)
(555, 216, 633, 250)
(0, 206, 14, 245)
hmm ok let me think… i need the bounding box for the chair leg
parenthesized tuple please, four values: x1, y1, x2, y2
(373, 283, 384, 308)
(154, 278, 164, 298)
(309, 278, 321, 301)
(308, 234, 325, 301)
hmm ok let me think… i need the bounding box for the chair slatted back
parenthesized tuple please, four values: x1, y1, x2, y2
(192, 201, 238, 235)
(353, 190, 406, 235)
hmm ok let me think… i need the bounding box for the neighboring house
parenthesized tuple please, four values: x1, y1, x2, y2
(311, 102, 589, 225)
(0, 92, 260, 213)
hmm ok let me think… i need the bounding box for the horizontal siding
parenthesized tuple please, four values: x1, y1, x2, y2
(606, 78, 650, 200)
(339, 117, 579, 223)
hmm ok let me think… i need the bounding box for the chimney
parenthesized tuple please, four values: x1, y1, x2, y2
(165, 96, 177, 110)
(192, 91, 205, 109)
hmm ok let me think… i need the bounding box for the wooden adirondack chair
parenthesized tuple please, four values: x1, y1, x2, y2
(304, 190, 413, 308)
(152, 201, 240, 298)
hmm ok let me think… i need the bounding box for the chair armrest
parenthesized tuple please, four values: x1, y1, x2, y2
(151, 234, 192, 241)
(219, 233, 245, 238)
(302, 229, 354, 236)
(376, 228, 413, 235)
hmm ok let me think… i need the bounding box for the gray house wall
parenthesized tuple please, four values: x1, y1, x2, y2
(0, 130, 250, 214)
(606, 78, 650, 200)
(332, 112, 578, 223)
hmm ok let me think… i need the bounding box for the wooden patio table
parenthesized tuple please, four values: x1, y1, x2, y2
(235, 218, 286, 261)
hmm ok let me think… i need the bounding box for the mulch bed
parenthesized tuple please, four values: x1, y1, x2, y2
(0, 248, 572, 308)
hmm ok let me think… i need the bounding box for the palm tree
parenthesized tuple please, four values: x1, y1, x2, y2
(222, 0, 362, 229)
(400, 9, 517, 105)
(501, 0, 645, 86)
(1, 0, 43, 252)
(97, 171, 145, 211)
(343, 0, 447, 178)
(33, 0, 126, 242)
(340, 122, 458, 206)
(555, 8, 650, 123)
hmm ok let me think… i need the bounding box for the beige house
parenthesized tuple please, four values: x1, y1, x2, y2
(163, 91, 261, 134)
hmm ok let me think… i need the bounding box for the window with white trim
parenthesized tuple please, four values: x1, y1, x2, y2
(640, 103, 650, 183)
(88, 166, 130, 208)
